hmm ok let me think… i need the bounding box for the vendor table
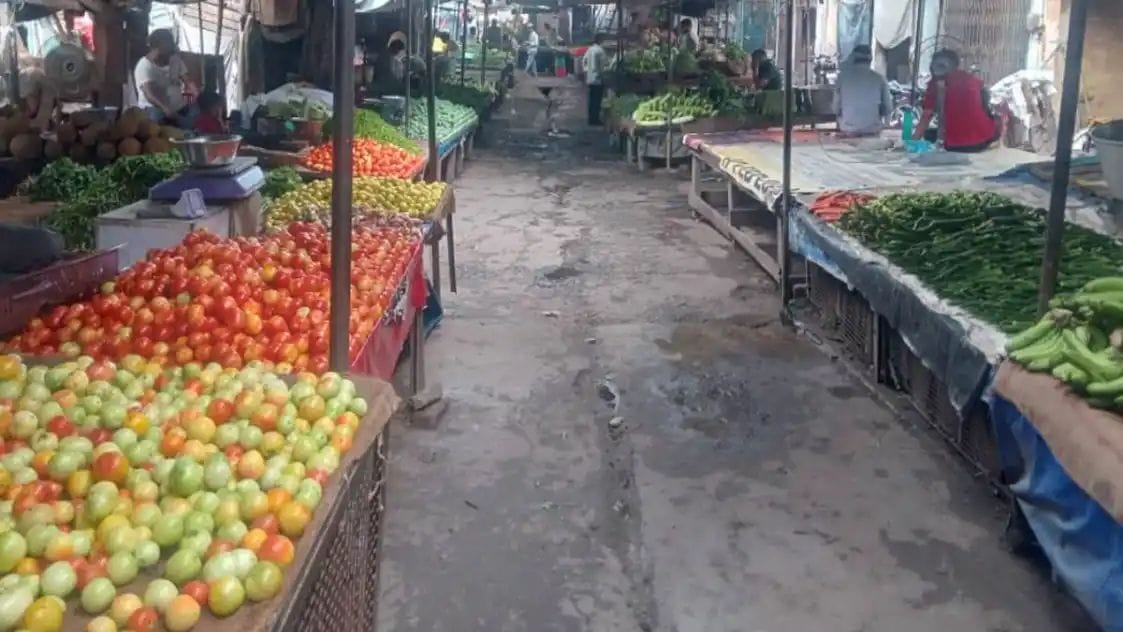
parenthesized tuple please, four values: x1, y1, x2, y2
(990, 363, 1123, 631)
(0, 197, 56, 226)
(421, 184, 458, 301)
(686, 129, 1037, 283)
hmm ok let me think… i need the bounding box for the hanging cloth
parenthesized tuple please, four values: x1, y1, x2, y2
(837, 0, 872, 60)
(873, 0, 915, 50)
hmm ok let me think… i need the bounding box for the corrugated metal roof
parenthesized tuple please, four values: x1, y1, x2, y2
(178, 0, 243, 45)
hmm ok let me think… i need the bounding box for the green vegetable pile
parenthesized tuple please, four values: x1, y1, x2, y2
(464, 43, 510, 70)
(32, 153, 184, 250)
(699, 71, 748, 116)
(264, 98, 331, 121)
(324, 110, 419, 155)
(436, 80, 493, 115)
(400, 98, 478, 144)
(607, 93, 644, 120)
(838, 191, 1123, 332)
(617, 47, 667, 73)
(260, 167, 303, 201)
(722, 42, 747, 63)
(633, 91, 716, 125)
(1007, 279, 1123, 409)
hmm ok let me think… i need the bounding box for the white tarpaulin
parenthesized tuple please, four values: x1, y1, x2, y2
(872, 0, 939, 70)
(837, 0, 871, 60)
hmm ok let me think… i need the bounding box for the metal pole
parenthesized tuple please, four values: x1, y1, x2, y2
(615, 0, 623, 95)
(4, 5, 18, 106)
(480, 1, 489, 86)
(1038, 0, 1089, 313)
(329, 0, 356, 371)
(459, 0, 468, 85)
(779, 0, 794, 303)
(215, 0, 226, 99)
(406, 0, 413, 136)
(665, 3, 674, 170)
(909, 0, 925, 106)
(197, 1, 207, 90)
(425, 0, 439, 180)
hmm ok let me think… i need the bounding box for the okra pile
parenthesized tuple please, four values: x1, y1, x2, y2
(1008, 277, 1123, 409)
(837, 191, 1123, 332)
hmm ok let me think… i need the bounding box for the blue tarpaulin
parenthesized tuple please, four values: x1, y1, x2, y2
(989, 394, 1123, 631)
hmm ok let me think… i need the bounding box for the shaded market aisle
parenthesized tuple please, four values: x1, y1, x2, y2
(377, 84, 1090, 632)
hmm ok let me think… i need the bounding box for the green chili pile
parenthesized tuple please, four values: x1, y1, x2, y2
(836, 191, 1123, 333)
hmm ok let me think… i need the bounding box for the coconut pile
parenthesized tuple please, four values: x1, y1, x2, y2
(0, 106, 184, 163)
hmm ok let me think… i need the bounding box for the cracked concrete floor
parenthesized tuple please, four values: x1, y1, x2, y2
(377, 86, 1092, 632)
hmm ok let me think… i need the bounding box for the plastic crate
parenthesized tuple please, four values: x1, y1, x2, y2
(0, 249, 120, 339)
(273, 430, 388, 631)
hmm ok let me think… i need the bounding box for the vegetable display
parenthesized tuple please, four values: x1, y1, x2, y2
(4, 223, 421, 375)
(0, 352, 370, 629)
(302, 139, 424, 179)
(322, 110, 419, 155)
(698, 71, 747, 116)
(436, 81, 493, 115)
(265, 177, 447, 230)
(808, 191, 876, 222)
(1007, 278, 1123, 409)
(633, 91, 716, 126)
(606, 94, 643, 121)
(28, 154, 185, 250)
(259, 167, 303, 201)
(617, 48, 667, 73)
(1, 107, 182, 163)
(400, 99, 478, 144)
(263, 98, 331, 122)
(837, 191, 1123, 332)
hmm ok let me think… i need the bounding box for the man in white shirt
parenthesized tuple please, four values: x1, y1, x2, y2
(524, 25, 539, 76)
(135, 29, 197, 126)
(583, 34, 606, 125)
(832, 45, 892, 136)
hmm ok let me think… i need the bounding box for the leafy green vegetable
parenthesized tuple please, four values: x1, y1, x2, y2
(324, 110, 420, 155)
(837, 191, 1123, 332)
(26, 159, 100, 202)
(260, 167, 303, 200)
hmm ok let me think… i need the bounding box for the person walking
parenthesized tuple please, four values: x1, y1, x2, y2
(583, 34, 607, 125)
(832, 45, 892, 135)
(524, 24, 540, 76)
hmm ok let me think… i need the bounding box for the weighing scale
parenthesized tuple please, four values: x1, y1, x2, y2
(148, 157, 265, 203)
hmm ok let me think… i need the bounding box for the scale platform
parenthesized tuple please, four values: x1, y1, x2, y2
(149, 157, 265, 202)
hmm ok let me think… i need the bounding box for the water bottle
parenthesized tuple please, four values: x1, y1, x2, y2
(902, 107, 914, 141)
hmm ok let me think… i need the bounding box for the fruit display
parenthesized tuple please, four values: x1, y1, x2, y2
(302, 139, 424, 179)
(3, 223, 422, 375)
(265, 178, 447, 230)
(837, 191, 1123, 333)
(400, 99, 478, 144)
(323, 110, 420, 156)
(633, 91, 717, 126)
(22, 154, 185, 250)
(1, 107, 181, 164)
(1006, 278, 1123, 409)
(0, 352, 372, 629)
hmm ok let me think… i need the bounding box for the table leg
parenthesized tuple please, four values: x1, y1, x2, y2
(409, 307, 425, 395)
(446, 214, 457, 293)
(430, 241, 442, 303)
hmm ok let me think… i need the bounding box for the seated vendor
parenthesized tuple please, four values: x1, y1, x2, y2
(913, 49, 1000, 152)
(193, 92, 227, 134)
(833, 45, 892, 136)
(373, 32, 426, 96)
(751, 49, 783, 91)
(18, 63, 57, 130)
(135, 29, 198, 127)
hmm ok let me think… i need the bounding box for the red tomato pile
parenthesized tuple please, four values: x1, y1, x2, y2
(4, 223, 420, 374)
(303, 139, 425, 179)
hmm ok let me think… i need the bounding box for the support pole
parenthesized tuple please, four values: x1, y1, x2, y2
(1038, 0, 1090, 313)
(405, 0, 413, 136)
(197, 1, 207, 90)
(425, 0, 439, 181)
(615, 0, 623, 95)
(215, 0, 226, 99)
(480, 1, 489, 86)
(329, 0, 356, 371)
(665, 3, 674, 170)
(909, 0, 925, 106)
(779, 0, 794, 303)
(4, 4, 17, 106)
(459, 0, 468, 85)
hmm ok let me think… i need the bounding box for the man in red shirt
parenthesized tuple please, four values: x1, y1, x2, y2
(913, 49, 1000, 152)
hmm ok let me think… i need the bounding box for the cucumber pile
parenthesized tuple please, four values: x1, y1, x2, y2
(633, 91, 716, 126)
(837, 191, 1123, 333)
(1008, 277, 1123, 408)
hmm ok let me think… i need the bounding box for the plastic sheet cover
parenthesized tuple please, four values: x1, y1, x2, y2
(789, 205, 1002, 415)
(989, 394, 1123, 632)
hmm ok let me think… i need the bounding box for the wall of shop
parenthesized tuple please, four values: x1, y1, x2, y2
(1055, 0, 1123, 121)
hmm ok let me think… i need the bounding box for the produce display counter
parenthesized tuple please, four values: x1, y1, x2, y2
(433, 119, 478, 183)
(0, 248, 120, 339)
(990, 362, 1123, 631)
(685, 129, 1037, 282)
(419, 184, 458, 302)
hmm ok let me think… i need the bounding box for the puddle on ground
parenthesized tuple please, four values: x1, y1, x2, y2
(655, 314, 818, 362)
(543, 265, 582, 281)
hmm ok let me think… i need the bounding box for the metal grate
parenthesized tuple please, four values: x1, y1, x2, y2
(960, 406, 1002, 480)
(276, 431, 387, 632)
(839, 287, 876, 368)
(885, 330, 958, 440)
(806, 263, 843, 328)
(937, 0, 1033, 84)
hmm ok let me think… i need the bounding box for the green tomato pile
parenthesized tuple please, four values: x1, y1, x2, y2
(0, 353, 369, 630)
(265, 177, 447, 231)
(400, 98, 478, 145)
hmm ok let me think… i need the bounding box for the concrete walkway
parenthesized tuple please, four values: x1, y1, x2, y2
(377, 83, 1091, 632)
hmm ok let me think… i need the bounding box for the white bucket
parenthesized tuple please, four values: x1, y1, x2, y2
(1091, 121, 1123, 199)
